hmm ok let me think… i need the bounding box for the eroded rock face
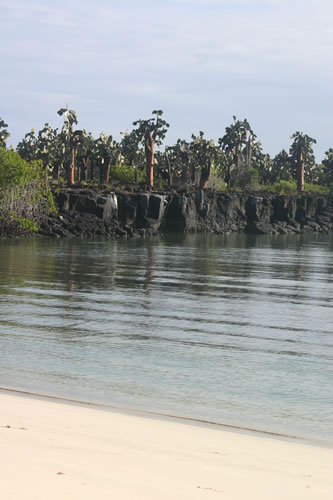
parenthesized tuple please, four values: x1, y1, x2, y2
(148, 194, 165, 221)
(38, 188, 333, 239)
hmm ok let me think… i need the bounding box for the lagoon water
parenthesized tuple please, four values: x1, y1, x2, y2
(0, 233, 332, 443)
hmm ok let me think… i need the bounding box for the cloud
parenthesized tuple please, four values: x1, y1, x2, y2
(0, 0, 332, 157)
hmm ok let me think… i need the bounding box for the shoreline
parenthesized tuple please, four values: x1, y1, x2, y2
(37, 188, 333, 239)
(1, 390, 332, 499)
(0, 385, 331, 448)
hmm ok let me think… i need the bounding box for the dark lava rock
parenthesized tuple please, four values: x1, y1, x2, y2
(34, 188, 333, 239)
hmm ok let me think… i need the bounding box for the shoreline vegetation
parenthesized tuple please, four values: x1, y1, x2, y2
(0, 109, 332, 237)
(1, 390, 332, 500)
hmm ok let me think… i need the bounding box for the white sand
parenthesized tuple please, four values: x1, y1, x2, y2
(0, 391, 332, 500)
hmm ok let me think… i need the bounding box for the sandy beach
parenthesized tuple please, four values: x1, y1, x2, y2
(0, 391, 332, 500)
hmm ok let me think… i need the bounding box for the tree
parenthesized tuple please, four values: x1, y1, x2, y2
(255, 152, 272, 185)
(36, 123, 58, 181)
(51, 132, 67, 181)
(218, 116, 255, 187)
(17, 129, 38, 162)
(93, 133, 118, 184)
(0, 118, 9, 148)
(155, 141, 192, 187)
(76, 130, 94, 182)
(270, 150, 293, 182)
(190, 132, 221, 189)
(57, 107, 78, 186)
(133, 110, 169, 189)
(120, 129, 144, 184)
(289, 132, 316, 192)
(322, 148, 333, 184)
(164, 145, 182, 187)
(174, 139, 192, 183)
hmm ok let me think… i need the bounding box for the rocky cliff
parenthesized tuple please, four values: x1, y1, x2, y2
(39, 188, 333, 238)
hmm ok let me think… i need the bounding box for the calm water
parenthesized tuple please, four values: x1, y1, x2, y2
(0, 233, 332, 442)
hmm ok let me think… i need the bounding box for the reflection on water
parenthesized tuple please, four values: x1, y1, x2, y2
(0, 233, 332, 442)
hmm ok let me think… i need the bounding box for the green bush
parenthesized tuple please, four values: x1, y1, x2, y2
(0, 147, 55, 234)
(303, 183, 330, 195)
(230, 166, 261, 189)
(262, 180, 297, 194)
(207, 174, 226, 191)
(110, 164, 145, 184)
(261, 180, 332, 196)
(230, 166, 251, 188)
(249, 168, 261, 190)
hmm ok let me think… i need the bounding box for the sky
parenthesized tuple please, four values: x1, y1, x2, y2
(1, 0, 332, 160)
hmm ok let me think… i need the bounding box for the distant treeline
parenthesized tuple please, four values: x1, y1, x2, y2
(0, 110, 333, 193)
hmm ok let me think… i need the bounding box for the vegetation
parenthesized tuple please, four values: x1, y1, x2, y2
(322, 149, 333, 185)
(0, 147, 55, 235)
(289, 132, 316, 191)
(219, 116, 256, 187)
(0, 118, 10, 148)
(0, 108, 332, 212)
(132, 110, 169, 189)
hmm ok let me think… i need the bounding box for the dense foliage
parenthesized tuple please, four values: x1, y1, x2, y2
(1, 109, 332, 196)
(0, 148, 55, 234)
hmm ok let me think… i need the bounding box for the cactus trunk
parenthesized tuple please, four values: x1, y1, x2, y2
(68, 148, 75, 186)
(297, 151, 304, 192)
(145, 132, 154, 189)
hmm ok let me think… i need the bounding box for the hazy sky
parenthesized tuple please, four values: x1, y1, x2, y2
(1, 0, 332, 160)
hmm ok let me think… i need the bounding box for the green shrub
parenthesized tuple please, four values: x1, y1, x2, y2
(229, 166, 261, 189)
(10, 215, 39, 232)
(303, 183, 330, 195)
(249, 168, 261, 190)
(0, 147, 55, 235)
(207, 174, 226, 191)
(262, 180, 297, 194)
(230, 166, 251, 188)
(261, 180, 332, 196)
(110, 164, 145, 184)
